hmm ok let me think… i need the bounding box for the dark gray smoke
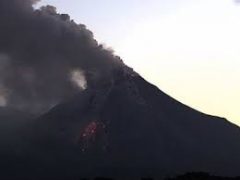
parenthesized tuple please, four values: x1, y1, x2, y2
(0, 0, 123, 113)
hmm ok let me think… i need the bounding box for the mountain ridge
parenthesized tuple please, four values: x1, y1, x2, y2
(1, 67, 240, 179)
(16, 69, 240, 179)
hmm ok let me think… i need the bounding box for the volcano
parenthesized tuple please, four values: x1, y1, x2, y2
(2, 67, 240, 179)
(1, 0, 240, 179)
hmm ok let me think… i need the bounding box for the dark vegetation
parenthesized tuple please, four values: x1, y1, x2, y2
(166, 172, 240, 180)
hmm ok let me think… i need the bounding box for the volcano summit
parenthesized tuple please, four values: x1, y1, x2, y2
(2, 67, 240, 179)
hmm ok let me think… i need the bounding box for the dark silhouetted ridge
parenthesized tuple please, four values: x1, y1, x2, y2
(4, 69, 238, 179)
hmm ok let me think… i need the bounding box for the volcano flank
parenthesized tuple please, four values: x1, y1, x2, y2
(2, 68, 240, 179)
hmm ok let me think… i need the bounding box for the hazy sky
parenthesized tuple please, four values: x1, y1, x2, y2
(37, 0, 240, 126)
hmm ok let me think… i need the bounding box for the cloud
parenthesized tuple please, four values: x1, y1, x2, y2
(234, 0, 240, 4)
(0, 0, 124, 113)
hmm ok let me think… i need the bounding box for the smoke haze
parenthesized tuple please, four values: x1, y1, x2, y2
(0, 0, 123, 113)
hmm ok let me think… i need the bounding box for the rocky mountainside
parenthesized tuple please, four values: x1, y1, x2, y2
(4, 68, 239, 179)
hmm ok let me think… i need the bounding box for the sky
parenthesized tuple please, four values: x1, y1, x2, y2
(36, 0, 240, 126)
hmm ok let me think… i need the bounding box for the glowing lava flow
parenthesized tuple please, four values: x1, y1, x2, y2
(82, 121, 98, 139)
(76, 120, 106, 152)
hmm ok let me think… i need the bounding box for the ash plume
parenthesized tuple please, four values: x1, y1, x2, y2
(0, 0, 123, 113)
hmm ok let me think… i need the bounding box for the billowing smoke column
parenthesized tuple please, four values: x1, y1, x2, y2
(0, 0, 123, 113)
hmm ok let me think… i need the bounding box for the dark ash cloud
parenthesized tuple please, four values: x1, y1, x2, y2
(0, 0, 124, 113)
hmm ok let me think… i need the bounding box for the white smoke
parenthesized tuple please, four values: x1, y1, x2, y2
(0, 96, 7, 106)
(0, 86, 8, 107)
(70, 70, 87, 90)
(0, 54, 10, 107)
